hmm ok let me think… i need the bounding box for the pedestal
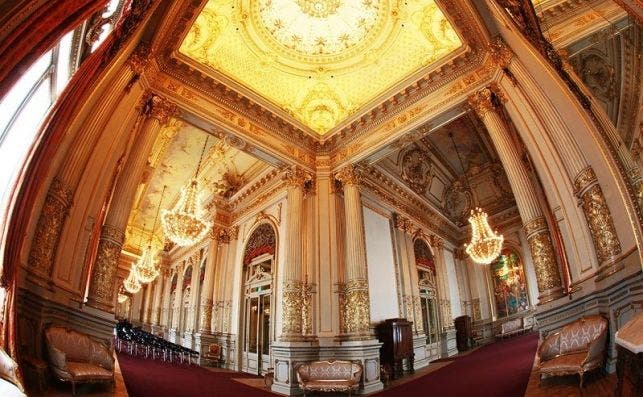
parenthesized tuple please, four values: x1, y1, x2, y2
(271, 340, 320, 395)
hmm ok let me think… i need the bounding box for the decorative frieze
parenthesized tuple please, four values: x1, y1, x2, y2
(87, 225, 125, 311)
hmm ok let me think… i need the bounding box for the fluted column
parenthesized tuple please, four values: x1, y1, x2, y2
(142, 283, 153, 324)
(172, 268, 185, 330)
(27, 50, 149, 279)
(335, 165, 371, 337)
(430, 237, 452, 328)
(506, 55, 623, 278)
(198, 228, 220, 333)
(87, 94, 177, 312)
(468, 86, 564, 303)
(151, 266, 167, 326)
(280, 166, 310, 340)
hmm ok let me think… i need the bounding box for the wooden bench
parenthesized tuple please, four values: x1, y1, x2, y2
(296, 360, 362, 396)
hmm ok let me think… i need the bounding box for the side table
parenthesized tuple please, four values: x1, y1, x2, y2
(615, 312, 642, 397)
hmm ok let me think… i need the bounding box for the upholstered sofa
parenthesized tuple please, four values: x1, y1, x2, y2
(45, 326, 114, 395)
(537, 314, 608, 387)
(0, 347, 26, 397)
(296, 360, 362, 396)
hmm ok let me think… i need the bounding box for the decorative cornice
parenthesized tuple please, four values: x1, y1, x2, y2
(334, 164, 362, 186)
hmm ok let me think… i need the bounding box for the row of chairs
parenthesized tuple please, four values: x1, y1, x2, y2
(115, 320, 199, 364)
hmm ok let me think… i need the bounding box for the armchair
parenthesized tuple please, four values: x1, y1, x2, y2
(202, 343, 222, 367)
(45, 326, 114, 395)
(537, 314, 608, 388)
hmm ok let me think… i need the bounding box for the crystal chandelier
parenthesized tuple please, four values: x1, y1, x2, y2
(123, 265, 141, 294)
(162, 136, 212, 247)
(135, 186, 166, 283)
(464, 207, 504, 265)
(446, 132, 503, 265)
(117, 292, 129, 304)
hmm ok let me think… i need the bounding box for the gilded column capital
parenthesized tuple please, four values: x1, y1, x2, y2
(335, 164, 362, 186)
(282, 166, 313, 188)
(143, 94, 177, 125)
(468, 85, 506, 119)
(393, 213, 412, 233)
(429, 234, 444, 249)
(218, 225, 239, 244)
(488, 37, 514, 69)
(127, 45, 150, 75)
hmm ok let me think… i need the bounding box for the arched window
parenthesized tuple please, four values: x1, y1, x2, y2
(0, 0, 127, 222)
(489, 248, 529, 318)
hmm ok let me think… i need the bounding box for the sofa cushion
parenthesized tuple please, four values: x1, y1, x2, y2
(46, 327, 94, 363)
(0, 378, 27, 397)
(66, 362, 113, 381)
(539, 352, 586, 374)
(302, 379, 355, 391)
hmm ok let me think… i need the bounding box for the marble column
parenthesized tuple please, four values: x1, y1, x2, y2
(142, 283, 153, 324)
(335, 164, 371, 337)
(468, 86, 565, 304)
(507, 57, 622, 279)
(27, 50, 149, 279)
(87, 94, 177, 312)
(172, 267, 185, 331)
(198, 228, 220, 333)
(151, 267, 167, 326)
(280, 166, 310, 340)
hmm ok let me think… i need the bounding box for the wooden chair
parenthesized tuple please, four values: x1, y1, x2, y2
(202, 343, 222, 367)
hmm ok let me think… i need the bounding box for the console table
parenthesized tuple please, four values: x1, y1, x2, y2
(615, 312, 642, 397)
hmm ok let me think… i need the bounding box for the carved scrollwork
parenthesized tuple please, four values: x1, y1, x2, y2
(400, 147, 431, 194)
(344, 279, 370, 334)
(282, 280, 304, 336)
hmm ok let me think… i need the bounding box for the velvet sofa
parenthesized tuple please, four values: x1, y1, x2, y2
(296, 360, 362, 396)
(45, 326, 114, 395)
(537, 314, 608, 387)
(0, 347, 26, 397)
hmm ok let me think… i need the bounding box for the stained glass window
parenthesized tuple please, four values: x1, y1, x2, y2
(490, 248, 529, 318)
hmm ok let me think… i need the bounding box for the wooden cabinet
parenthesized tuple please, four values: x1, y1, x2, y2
(376, 318, 414, 380)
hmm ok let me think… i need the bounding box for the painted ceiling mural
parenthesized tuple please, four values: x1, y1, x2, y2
(123, 119, 268, 253)
(179, 0, 462, 135)
(378, 113, 515, 226)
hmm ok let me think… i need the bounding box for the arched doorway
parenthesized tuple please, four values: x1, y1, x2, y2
(414, 238, 441, 361)
(241, 223, 276, 375)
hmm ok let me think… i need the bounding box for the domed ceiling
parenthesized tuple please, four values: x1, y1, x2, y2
(179, 0, 462, 135)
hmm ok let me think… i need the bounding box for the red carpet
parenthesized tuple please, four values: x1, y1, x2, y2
(118, 333, 538, 397)
(117, 353, 274, 397)
(376, 332, 539, 397)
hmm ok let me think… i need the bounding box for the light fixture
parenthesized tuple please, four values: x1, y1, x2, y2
(161, 135, 212, 247)
(447, 131, 503, 265)
(465, 207, 504, 265)
(135, 185, 166, 283)
(117, 293, 129, 304)
(123, 265, 141, 294)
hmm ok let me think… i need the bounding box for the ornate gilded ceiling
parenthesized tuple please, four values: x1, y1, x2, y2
(124, 120, 267, 253)
(179, 0, 462, 135)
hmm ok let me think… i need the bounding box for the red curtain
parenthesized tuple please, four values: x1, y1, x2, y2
(0, 0, 109, 98)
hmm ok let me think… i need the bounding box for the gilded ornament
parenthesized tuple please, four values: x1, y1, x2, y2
(523, 216, 548, 238)
(488, 37, 513, 69)
(282, 166, 312, 188)
(144, 94, 178, 125)
(301, 282, 314, 335)
(573, 167, 598, 194)
(28, 178, 73, 275)
(580, 184, 622, 265)
(413, 296, 424, 333)
(88, 225, 126, 311)
(467, 87, 496, 119)
(282, 280, 304, 336)
(526, 228, 564, 303)
(344, 279, 370, 334)
(199, 299, 213, 333)
(127, 45, 151, 75)
(335, 164, 362, 186)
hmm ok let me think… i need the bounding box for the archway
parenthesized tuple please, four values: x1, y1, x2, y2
(414, 238, 441, 361)
(489, 247, 530, 319)
(240, 222, 276, 375)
